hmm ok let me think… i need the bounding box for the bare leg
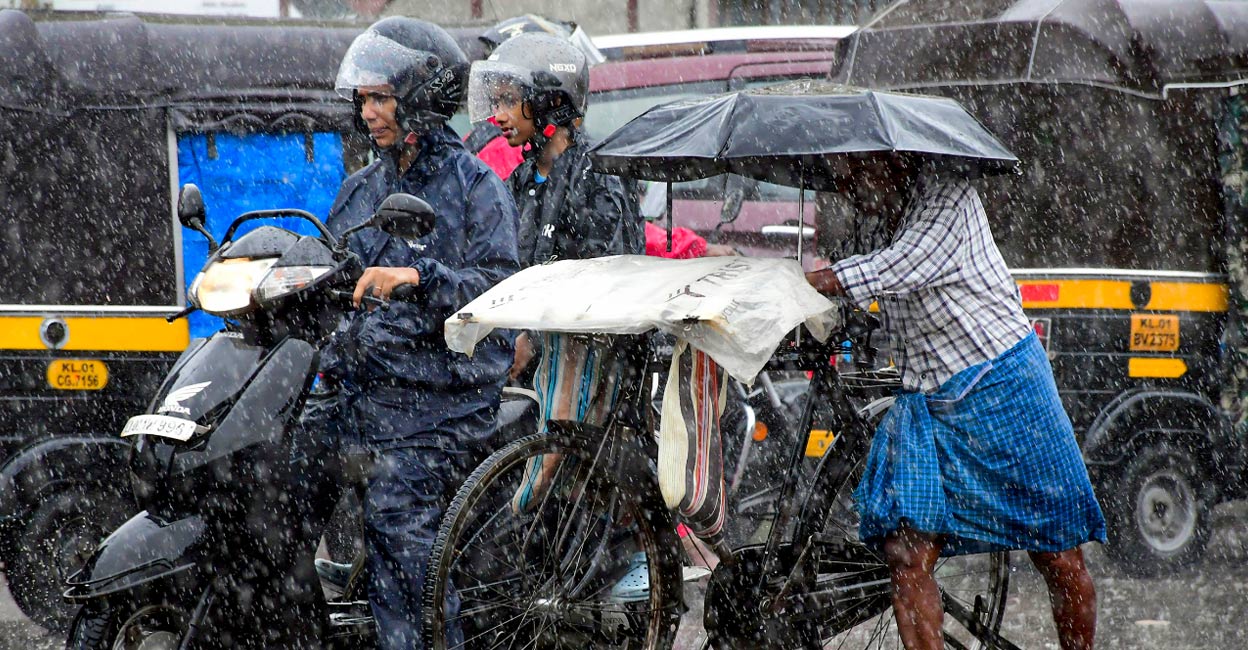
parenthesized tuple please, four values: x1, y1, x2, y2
(1029, 547, 1096, 650)
(883, 525, 945, 650)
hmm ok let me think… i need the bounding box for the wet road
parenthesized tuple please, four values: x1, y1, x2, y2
(4, 502, 1247, 649)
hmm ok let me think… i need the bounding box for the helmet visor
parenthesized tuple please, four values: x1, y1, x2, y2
(568, 26, 605, 65)
(466, 60, 535, 124)
(335, 31, 441, 100)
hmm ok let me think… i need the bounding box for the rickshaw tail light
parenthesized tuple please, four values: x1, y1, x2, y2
(752, 422, 768, 442)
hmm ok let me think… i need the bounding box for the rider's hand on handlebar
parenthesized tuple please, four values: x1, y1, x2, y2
(353, 266, 421, 310)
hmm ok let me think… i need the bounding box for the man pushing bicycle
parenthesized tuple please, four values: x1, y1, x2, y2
(806, 155, 1106, 650)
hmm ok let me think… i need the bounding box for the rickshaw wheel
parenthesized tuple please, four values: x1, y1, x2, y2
(1104, 443, 1214, 577)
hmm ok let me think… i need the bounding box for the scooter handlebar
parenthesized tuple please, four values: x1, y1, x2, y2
(329, 283, 419, 311)
(389, 283, 420, 302)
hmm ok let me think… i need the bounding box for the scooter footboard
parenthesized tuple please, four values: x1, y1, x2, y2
(63, 511, 207, 601)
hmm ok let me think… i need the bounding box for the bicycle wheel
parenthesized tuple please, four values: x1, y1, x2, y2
(796, 453, 1011, 650)
(422, 430, 682, 650)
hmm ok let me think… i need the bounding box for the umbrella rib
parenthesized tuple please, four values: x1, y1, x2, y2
(866, 89, 897, 152)
(1027, 0, 1067, 81)
(717, 92, 744, 161)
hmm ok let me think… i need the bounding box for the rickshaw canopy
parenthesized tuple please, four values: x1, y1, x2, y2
(834, 0, 1248, 98)
(0, 9, 485, 131)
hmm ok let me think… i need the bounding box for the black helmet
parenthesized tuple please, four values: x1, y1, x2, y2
(479, 14, 605, 64)
(336, 17, 469, 143)
(467, 33, 589, 138)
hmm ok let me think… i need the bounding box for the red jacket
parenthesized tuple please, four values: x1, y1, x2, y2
(477, 135, 525, 180)
(645, 221, 706, 259)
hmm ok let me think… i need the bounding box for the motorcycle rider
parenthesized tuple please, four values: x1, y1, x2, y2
(307, 17, 519, 650)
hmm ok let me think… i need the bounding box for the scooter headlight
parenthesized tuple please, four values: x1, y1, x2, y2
(190, 258, 278, 316)
(255, 265, 335, 304)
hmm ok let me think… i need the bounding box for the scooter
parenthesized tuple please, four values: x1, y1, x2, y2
(62, 185, 535, 649)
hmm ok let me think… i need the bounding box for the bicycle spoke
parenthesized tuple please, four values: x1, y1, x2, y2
(453, 610, 534, 650)
(452, 600, 522, 620)
(429, 433, 674, 650)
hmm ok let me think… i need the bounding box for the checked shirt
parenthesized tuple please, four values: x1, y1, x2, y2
(831, 175, 1032, 393)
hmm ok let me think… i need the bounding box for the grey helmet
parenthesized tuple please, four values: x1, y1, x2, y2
(467, 32, 589, 139)
(479, 14, 605, 64)
(335, 17, 469, 146)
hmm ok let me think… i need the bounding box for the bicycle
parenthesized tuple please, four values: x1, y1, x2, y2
(420, 307, 1022, 650)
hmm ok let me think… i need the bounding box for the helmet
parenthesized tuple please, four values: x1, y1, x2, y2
(479, 15, 605, 64)
(335, 17, 469, 142)
(467, 33, 589, 135)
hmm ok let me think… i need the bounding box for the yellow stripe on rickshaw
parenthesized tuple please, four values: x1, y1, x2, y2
(1127, 358, 1188, 379)
(1017, 279, 1226, 312)
(0, 316, 190, 352)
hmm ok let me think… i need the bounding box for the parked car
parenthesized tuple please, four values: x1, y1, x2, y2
(586, 26, 856, 266)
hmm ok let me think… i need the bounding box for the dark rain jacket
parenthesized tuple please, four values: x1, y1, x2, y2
(509, 132, 644, 267)
(320, 124, 520, 445)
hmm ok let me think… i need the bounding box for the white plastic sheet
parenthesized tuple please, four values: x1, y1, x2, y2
(445, 255, 840, 383)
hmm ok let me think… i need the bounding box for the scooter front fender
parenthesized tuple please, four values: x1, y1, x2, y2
(63, 511, 206, 602)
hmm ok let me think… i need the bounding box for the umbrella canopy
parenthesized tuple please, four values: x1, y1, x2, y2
(833, 0, 1248, 97)
(588, 80, 1018, 190)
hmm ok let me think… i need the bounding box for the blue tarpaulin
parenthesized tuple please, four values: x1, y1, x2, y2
(177, 132, 346, 338)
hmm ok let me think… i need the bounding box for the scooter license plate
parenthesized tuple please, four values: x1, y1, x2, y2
(121, 415, 199, 441)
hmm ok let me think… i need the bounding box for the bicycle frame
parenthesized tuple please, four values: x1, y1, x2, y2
(726, 328, 1026, 650)
(755, 339, 879, 585)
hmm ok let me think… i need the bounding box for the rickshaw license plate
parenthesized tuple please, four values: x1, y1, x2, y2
(46, 359, 109, 390)
(1130, 314, 1179, 352)
(121, 415, 198, 441)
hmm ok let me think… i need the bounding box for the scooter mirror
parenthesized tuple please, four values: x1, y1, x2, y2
(178, 184, 207, 229)
(372, 193, 435, 241)
(177, 183, 218, 253)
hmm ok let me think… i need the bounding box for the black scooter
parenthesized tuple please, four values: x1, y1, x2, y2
(62, 185, 535, 649)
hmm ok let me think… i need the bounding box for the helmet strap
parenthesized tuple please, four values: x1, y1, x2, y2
(523, 101, 581, 161)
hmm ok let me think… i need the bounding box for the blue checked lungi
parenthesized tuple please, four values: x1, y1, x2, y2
(854, 332, 1107, 556)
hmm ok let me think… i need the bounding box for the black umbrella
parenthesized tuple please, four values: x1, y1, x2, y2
(588, 80, 1018, 191)
(834, 0, 1248, 97)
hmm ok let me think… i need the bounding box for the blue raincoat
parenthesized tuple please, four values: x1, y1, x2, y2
(310, 124, 519, 649)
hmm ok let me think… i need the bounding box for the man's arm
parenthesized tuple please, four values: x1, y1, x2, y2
(804, 267, 846, 296)
(815, 181, 971, 307)
(410, 176, 520, 323)
(351, 174, 519, 325)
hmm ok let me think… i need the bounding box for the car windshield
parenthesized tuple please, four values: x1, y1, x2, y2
(957, 85, 1221, 273)
(816, 86, 1223, 273)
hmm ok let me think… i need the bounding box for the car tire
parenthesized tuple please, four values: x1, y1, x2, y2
(6, 486, 131, 632)
(1104, 443, 1214, 577)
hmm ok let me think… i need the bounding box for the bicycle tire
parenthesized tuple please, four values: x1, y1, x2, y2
(794, 448, 1011, 650)
(421, 430, 683, 650)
